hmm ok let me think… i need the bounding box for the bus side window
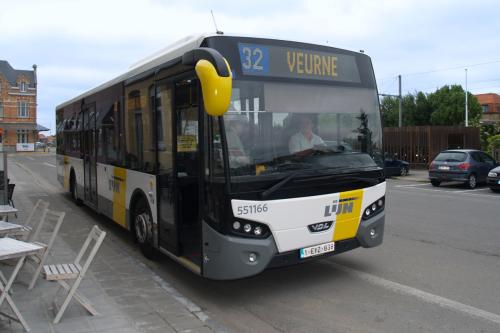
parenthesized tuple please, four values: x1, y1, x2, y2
(156, 83, 173, 175)
(125, 81, 157, 174)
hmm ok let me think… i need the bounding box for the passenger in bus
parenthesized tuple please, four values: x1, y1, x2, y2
(226, 117, 251, 167)
(289, 115, 325, 155)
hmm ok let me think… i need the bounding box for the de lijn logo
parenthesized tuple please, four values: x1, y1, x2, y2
(324, 197, 356, 217)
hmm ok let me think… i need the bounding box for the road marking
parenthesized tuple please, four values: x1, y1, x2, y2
(391, 186, 498, 199)
(394, 183, 430, 188)
(43, 162, 56, 168)
(327, 262, 500, 325)
(454, 188, 491, 193)
(26, 156, 34, 161)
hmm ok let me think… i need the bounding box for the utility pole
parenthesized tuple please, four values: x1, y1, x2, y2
(398, 75, 402, 127)
(465, 68, 468, 127)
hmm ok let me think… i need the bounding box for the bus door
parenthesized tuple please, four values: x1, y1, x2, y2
(157, 78, 203, 267)
(82, 104, 98, 207)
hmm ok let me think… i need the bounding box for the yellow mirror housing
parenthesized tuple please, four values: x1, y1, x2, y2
(195, 59, 232, 117)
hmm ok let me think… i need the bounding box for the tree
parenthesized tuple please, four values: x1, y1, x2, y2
(380, 96, 399, 127)
(487, 134, 500, 155)
(413, 92, 433, 125)
(479, 123, 500, 151)
(401, 94, 416, 126)
(428, 85, 482, 126)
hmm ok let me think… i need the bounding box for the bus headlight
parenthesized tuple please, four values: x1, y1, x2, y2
(243, 224, 252, 233)
(363, 196, 385, 220)
(231, 220, 270, 238)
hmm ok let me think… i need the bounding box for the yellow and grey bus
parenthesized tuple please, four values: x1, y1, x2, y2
(56, 33, 386, 279)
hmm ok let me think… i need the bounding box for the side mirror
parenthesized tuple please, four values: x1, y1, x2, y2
(182, 48, 232, 117)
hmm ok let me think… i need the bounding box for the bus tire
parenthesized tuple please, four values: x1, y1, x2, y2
(133, 198, 157, 260)
(70, 171, 82, 206)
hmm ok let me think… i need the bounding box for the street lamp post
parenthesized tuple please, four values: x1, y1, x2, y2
(465, 68, 468, 127)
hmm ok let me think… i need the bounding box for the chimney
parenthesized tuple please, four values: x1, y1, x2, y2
(32, 64, 37, 88)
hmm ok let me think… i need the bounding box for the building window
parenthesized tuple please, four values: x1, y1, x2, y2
(0, 102, 3, 117)
(17, 129, 28, 143)
(18, 101, 28, 117)
(20, 82, 26, 92)
(481, 104, 489, 113)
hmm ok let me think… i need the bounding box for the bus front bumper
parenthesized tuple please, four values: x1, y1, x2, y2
(202, 212, 384, 280)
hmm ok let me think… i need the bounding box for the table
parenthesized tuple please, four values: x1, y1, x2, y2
(0, 221, 23, 237)
(0, 238, 43, 331)
(0, 205, 18, 221)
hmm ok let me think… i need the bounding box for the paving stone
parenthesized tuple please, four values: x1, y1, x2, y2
(4, 161, 215, 333)
(180, 326, 214, 333)
(143, 325, 177, 333)
(53, 317, 93, 333)
(88, 314, 135, 330)
(132, 312, 168, 330)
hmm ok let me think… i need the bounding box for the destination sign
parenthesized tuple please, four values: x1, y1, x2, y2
(237, 43, 361, 83)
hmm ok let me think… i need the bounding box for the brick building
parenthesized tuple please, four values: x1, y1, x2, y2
(476, 93, 500, 125)
(0, 60, 49, 151)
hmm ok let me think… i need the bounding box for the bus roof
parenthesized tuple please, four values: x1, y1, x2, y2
(56, 33, 367, 110)
(57, 33, 215, 109)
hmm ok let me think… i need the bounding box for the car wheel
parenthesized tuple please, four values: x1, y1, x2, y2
(400, 167, 408, 176)
(430, 179, 440, 187)
(466, 174, 477, 189)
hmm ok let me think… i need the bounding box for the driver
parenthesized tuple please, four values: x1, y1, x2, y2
(288, 115, 325, 154)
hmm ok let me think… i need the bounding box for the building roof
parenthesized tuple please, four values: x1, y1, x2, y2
(36, 124, 50, 131)
(0, 60, 35, 87)
(475, 93, 500, 104)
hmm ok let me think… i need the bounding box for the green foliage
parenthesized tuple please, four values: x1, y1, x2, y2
(380, 96, 399, 127)
(380, 84, 482, 127)
(479, 123, 500, 151)
(413, 92, 433, 125)
(487, 134, 500, 154)
(429, 85, 482, 126)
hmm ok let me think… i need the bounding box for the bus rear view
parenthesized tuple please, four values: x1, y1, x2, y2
(202, 36, 385, 279)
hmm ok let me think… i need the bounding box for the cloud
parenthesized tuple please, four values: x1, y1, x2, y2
(1, 0, 499, 133)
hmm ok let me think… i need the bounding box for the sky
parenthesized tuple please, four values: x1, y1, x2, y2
(1, 0, 500, 134)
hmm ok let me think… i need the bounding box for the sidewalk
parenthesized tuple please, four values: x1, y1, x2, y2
(0, 163, 218, 332)
(389, 169, 429, 182)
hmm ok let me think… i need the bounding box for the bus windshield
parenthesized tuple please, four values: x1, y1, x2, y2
(219, 80, 383, 180)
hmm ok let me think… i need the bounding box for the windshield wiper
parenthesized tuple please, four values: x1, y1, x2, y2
(294, 174, 380, 185)
(261, 171, 301, 199)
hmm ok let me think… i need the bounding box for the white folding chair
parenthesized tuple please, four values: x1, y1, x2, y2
(43, 225, 106, 324)
(9, 199, 50, 241)
(24, 209, 65, 289)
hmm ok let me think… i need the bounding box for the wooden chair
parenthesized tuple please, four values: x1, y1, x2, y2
(9, 199, 50, 241)
(43, 225, 106, 324)
(24, 209, 65, 289)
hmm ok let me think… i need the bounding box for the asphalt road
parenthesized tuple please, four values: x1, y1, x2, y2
(9, 153, 500, 333)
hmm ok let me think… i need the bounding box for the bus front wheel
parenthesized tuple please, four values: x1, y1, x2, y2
(133, 199, 157, 260)
(70, 172, 82, 205)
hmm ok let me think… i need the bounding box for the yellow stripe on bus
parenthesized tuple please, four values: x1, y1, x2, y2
(63, 156, 70, 191)
(333, 189, 364, 241)
(112, 167, 127, 228)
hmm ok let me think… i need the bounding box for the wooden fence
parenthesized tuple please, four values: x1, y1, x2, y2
(383, 126, 480, 168)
